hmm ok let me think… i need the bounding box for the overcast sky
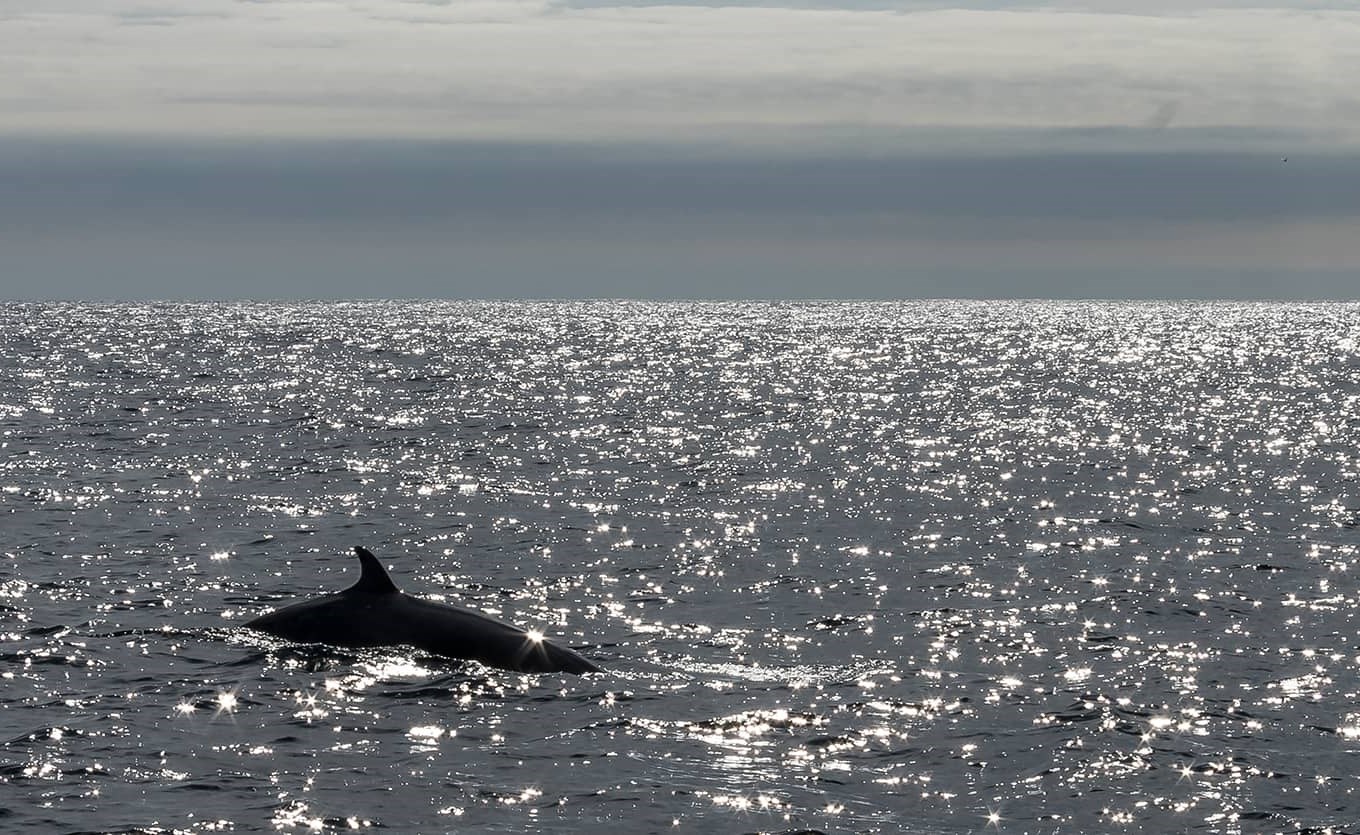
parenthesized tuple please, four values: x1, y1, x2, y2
(2, 0, 1357, 298)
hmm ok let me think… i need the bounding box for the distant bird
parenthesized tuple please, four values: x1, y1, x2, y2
(245, 546, 602, 674)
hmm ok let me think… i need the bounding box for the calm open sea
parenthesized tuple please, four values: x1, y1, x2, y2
(4, 300, 1360, 834)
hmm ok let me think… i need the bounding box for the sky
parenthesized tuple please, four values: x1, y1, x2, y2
(2, 0, 1358, 299)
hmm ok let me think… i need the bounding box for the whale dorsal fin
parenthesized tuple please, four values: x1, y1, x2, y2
(348, 546, 400, 595)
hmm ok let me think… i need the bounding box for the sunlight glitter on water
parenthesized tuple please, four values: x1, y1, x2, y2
(6, 301, 1360, 832)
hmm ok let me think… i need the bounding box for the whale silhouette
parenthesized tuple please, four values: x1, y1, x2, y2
(244, 546, 602, 675)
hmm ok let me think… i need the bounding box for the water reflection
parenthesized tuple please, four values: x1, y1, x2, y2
(5, 301, 1360, 831)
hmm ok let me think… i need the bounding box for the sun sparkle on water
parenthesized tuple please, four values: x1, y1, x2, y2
(8, 301, 1360, 833)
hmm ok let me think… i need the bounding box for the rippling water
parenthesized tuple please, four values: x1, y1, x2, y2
(4, 300, 1360, 833)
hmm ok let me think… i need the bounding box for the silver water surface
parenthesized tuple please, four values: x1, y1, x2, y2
(3, 300, 1360, 833)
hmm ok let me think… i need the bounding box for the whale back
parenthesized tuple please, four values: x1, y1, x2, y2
(246, 545, 603, 674)
(347, 546, 400, 595)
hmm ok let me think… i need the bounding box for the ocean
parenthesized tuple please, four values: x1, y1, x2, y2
(4, 300, 1360, 833)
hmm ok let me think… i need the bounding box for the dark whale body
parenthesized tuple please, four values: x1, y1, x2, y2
(245, 547, 601, 675)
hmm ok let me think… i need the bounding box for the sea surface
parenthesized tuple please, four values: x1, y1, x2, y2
(4, 300, 1360, 834)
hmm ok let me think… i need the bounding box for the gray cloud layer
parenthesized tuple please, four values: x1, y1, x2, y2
(4, 139, 1357, 299)
(3, 1, 1356, 151)
(4, 139, 1354, 224)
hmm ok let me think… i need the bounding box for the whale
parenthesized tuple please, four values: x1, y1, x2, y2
(244, 546, 602, 675)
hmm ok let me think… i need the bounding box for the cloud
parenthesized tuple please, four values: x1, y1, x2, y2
(7, 138, 1357, 221)
(3, 139, 1358, 297)
(0, 1, 1356, 151)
